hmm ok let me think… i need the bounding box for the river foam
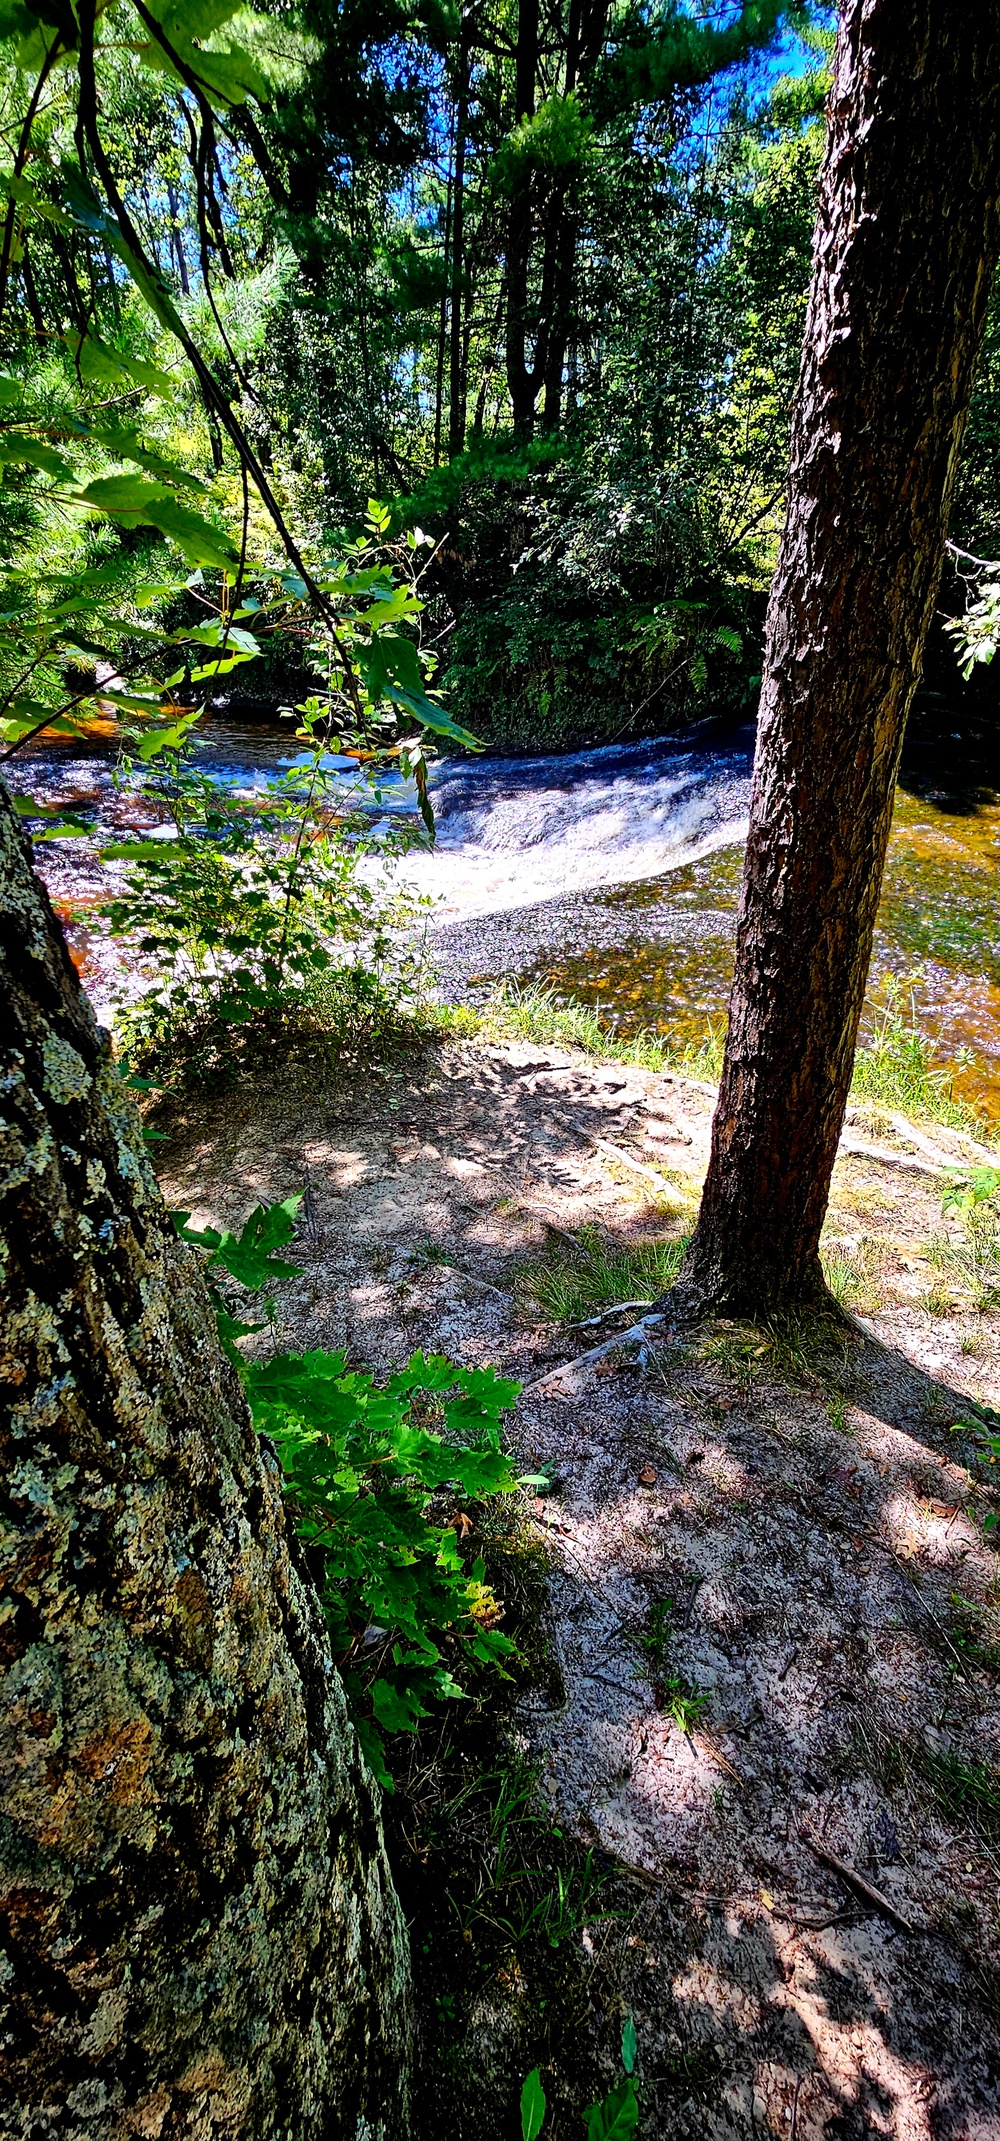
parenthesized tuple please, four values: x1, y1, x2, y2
(393, 726, 754, 920)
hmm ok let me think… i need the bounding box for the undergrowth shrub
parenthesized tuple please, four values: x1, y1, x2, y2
(104, 718, 431, 1079)
(409, 452, 759, 752)
(174, 1191, 526, 1784)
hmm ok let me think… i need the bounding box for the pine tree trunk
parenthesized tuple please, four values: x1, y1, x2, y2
(676, 0, 1000, 1315)
(0, 783, 411, 2135)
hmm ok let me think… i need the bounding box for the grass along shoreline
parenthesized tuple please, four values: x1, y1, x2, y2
(448, 976, 997, 1142)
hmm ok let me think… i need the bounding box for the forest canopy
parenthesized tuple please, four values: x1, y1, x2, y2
(1, 0, 997, 753)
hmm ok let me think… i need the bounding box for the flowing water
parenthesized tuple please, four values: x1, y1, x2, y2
(8, 704, 1000, 1118)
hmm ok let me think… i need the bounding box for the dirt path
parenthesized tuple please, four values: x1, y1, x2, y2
(158, 1038, 1000, 2141)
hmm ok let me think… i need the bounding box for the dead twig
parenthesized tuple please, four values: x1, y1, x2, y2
(427, 1260, 507, 1300)
(592, 1136, 674, 1193)
(565, 1299, 655, 1329)
(681, 1576, 704, 1630)
(800, 1830, 917, 1934)
(523, 1312, 665, 1397)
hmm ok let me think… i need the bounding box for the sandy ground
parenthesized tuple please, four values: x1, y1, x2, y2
(157, 1037, 1000, 2141)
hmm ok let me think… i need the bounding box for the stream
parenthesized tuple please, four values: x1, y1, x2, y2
(9, 703, 1000, 1119)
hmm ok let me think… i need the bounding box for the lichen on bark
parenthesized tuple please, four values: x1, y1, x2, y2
(0, 779, 411, 2138)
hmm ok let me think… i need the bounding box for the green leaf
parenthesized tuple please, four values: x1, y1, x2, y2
(521, 2068, 547, 2141)
(371, 1676, 431, 1732)
(136, 19, 269, 105)
(195, 1195, 303, 1292)
(86, 424, 206, 490)
(62, 330, 176, 396)
(585, 2080, 639, 2141)
(0, 166, 74, 229)
(76, 475, 238, 566)
(384, 678, 482, 751)
(0, 433, 74, 478)
(78, 472, 172, 516)
(135, 577, 196, 607)
(621, 2016, 637, 2076)
(100, 839, 185, 860)
(145, 497, 239, 568)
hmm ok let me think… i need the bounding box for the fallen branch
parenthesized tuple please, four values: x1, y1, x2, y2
(565, 1299, 655, 1329)
(800, 1831, 916, 1934)
(592, 1136, 674, 1191)
(437, 1262, 507, 1300)
(837, 1134, 951, 1178)
(523, 1312, 665, 1397)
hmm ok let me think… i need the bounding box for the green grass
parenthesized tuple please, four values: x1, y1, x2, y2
(661, 1676, 711, 1733)
(441, 976, 993, 1140)
(637, 1597, 675, 1666)
(821, 1236, 885, 1314)
(699, 1311, 837, 1386)
(455, 980, 725, 1079)
(851, 976, 989, 1133)
(921, 1746, 1000, 1836)
(518, 1226, 688, 1323)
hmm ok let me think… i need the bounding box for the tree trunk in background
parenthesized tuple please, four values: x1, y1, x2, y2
(505, 0, 540, 436)
(0, 785, 411, 2134)
(675, 0, 1000, 1315)
(448, 22, 470, 460)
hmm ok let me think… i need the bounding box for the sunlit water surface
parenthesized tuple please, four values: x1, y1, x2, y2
(9, 707, 1000, 1119)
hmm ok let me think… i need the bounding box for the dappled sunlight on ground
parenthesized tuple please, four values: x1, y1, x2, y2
(155, 1034, 1000, 2138)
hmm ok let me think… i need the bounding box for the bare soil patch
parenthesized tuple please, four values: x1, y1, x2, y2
(156, 1037, 1000, 2141)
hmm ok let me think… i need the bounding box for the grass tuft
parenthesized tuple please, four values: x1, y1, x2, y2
(922, 1747, 1000, 1836)
(517, 1226, 687, 1323)
(851, 976, 989, 1132)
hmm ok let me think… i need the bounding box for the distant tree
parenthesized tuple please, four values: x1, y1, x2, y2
(0, 784, 410, 2132)
(675, 0, 1000, 1314)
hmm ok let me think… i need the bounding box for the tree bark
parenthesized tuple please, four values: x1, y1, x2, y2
(0, 782, 411, 2134)
(505, 0, 540, 437)
(675, 0, 1000, 1315)
(448, 23, 470, 461)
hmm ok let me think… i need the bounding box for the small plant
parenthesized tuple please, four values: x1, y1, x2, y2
(948, 1593, 1000, 1674)
(176, 1191, 525, 1783)
(521, 2015, 640, 2138)
(662, 1675, 710, 1733)
(951, 1408, 1000, 1532)
(637, 1597, 674, 1665)
(941, 1168, 1000, 1311)
(91, 510, 471, 1076)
